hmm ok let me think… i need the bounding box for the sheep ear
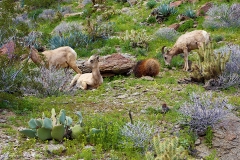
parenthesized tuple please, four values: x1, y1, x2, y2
(96, 55, 100, 61)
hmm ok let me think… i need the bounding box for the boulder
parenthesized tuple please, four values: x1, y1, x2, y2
(212, 113, 240, 160)
(77, 53, 136, 77)
(197, 2, 213, 16)
(0, 41, 15, 59)
(170, 1, 182, 8)
(128, 0, 138, 6)
(168, 23, 180, 30)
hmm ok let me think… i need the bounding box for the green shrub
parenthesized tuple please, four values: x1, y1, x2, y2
(155, 27, 180, 42)
(146, 0, 157, 9)
(21, 66, 73, 97)
(28, 9, 43, 20)
(183, 8, 196, 19)
(213, 35, 224, 42)
(49, 31, 93, 49)
(154, 3, 177, 22)
(24, 0, 57, 8)
(204, 126, 213, 148)
(147, 16, 157, 23)
(203, 3, 240, 29)
(86, 115, 123, 150)
(0, 57, 25, 95)
(177, 19, 194, 32)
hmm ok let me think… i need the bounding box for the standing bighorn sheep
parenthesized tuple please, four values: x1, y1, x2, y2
(28, 46, 82, 74)
(69, 54, 103, 90)
(162, 30, 211, 71)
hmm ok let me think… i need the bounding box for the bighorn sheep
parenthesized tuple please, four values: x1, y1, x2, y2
(162, 30, 211, 71)
(28, 46, 82, 74)
(69, 54, 103, 90)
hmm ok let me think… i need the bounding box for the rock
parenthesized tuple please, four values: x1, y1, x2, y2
(197, 2, 213, 16)
(0, 119, 6, 123)
(187, 0, 199, 4)
(176, 14, 190, 21)
(212, 113, 240, 160)
(195, 143, 211, 158)
(195, 138, 201, 145)
(121, 7, 130, 14)
(0, 41, 15, 59)
(141, 76, 154, 81)
(128, 0, 138, 6)
(82, 0, 92, 6)
(47, 144, 66, 153)
(170, 1, 182, 8)
(84, 145, 95, 151)
(168, 23, 180, 30)
(116, 94, 128, 99)
(77, 53, 136, 77)
(0, 152, 9, 160)
(64, 12, 83, 18)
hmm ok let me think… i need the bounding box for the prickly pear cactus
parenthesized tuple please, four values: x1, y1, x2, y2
(19, 109, 96, 142)
(70, 111, 84, 139)
(145, 136, 190, 160)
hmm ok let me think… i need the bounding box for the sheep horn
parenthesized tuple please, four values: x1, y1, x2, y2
(162, 46, 166, 54)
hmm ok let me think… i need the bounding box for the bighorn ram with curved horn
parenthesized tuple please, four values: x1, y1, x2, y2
(162, 30, 211, 71)
(28, 46, 82, 74)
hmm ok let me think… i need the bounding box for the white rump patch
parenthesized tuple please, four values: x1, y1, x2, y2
(202, 31, 210, 43)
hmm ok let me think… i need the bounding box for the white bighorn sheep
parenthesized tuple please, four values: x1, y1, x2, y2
(162, 30, 211, 71)
(69, 54, 103, 90)
(29, 46, 82, 74)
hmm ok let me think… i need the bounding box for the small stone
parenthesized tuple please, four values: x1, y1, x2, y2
(132, 92, 140, 96)
(141, 76, 154, 81)
(0, 119, 7, 123)
(116, 94, 128, 99)
(195, 139, 201, 145)
(47, 144, 66, 153)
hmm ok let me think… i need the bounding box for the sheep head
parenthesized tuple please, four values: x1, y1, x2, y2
(162, 46, 173, 66)
(84, 54, 100, 69)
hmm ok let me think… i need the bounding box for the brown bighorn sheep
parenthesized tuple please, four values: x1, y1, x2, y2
(162, 30, 211, 71)
(69, 54, 103, 90)
(29, 46, 82, 74)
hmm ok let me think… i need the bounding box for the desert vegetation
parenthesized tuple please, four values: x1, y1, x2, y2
(0, 0, 240, 159)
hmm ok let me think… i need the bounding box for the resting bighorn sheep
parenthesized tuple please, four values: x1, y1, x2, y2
(162, 30, 211, 71)
(69, 54, 103, 90)
(29, 46, 82, 74)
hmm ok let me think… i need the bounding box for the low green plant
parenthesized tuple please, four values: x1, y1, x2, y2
(205, 150, 218, 160)
(19, 109, 85, 141)
(183, 8, 196, 19)
(177, 19, 194, 32)
(154, 3, 177, 22)
(213, 35, 224, 43)
(49, 31, 93, 49)
(146, 0, 157, 9)
(24, 0, 57, 8)
(205, 126, 213, 148)
(147, 16, 157, 24)
(86, 115, 122, 150)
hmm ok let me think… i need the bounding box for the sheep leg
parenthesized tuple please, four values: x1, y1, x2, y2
(68, 62, 82, 74)
(183, 47, 189, 71)
(79, 81, 88, 90)
(69, 74, 81, 89)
